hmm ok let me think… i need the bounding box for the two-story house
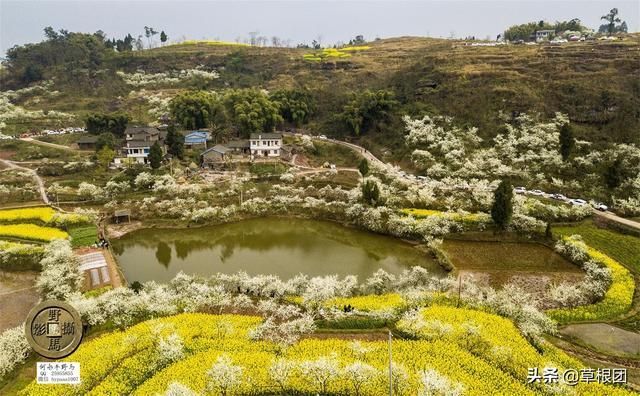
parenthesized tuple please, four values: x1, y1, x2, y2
(114, 126, 164, 166)
(250, 133, 282, 157)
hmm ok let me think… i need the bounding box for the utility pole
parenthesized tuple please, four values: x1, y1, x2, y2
(388, 330, 393, 396)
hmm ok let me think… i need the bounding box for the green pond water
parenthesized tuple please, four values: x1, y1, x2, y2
(112, 218, 444, 283)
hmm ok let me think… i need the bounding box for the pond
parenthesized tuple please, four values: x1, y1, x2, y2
(111, 218, 444, 283)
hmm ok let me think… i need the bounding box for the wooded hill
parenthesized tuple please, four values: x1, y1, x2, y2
(2, 34, 639, 155)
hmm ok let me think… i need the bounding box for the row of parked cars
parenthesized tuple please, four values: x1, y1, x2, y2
(514, 187, 608, 211)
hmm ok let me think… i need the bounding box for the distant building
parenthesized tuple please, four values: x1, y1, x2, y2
(535, 30, 555, 42)
(250, 133, 282, 157)
(76, 135, 98, 150)
(184, 131, 210, 147)
(201, 145, 232, 166)
(114, 126, 164, 166)
(225, 139, 251, 155)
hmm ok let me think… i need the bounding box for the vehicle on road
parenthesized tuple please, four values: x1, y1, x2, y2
(593, 202, 609, 211)
(551, 193, 567, 201)
(529, 189, 545, 196)
(569, 198, 587, 206)
(514, 187, 527, 194)
(318, 135, 327, 140)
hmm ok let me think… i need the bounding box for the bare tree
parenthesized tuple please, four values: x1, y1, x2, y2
(249, 31, 258, 46)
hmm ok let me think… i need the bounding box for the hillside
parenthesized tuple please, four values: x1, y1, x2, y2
(3, 35, 639, 148)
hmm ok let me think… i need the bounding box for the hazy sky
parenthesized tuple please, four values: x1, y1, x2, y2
(1, 0, 638, 55)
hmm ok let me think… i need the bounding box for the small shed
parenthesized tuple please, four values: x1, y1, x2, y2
(201, 145, 231, 166)
(76, 135, 99, 150)
(113, 209, 131, 223)
(184, 131, 211, 147)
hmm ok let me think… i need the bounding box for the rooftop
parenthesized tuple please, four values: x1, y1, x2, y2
(250, 132, 282, 139)
(202, 145, 231, 155)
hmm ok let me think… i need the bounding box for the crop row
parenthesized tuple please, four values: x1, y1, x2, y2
(0, 224, 68, 242)
(547, 245, 635, 323)
(19, 310, 633, 395)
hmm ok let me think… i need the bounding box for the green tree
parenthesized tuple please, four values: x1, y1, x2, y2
(491, 179, 513, 231)
(559, 123, 575, 161)
(160, 31, 168, 45)
(358, 158, 369, 181)
(165, 124, 184, 159)
(340, 90, 397, 136)
(144, 26, 158, 48)
(95, 132, 117, 151)
(362, 179, 381, 206)
(223, 89, 282, 138)
(96, 146, 115, 170)
(85, 113, 129, 136)
(604, 158, 623, 189)
(169, 91, 220, 130)
(601, 8, 622, 35)
(148, 141, 163, 169)
(270, 89, 314, 126)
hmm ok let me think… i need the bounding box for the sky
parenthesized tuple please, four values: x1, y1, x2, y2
(1, 0, 638, 55)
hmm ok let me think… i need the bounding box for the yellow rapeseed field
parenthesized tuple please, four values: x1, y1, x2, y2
(0, 224, 68, 242)
(18, 311, 634, 396)
(0, 207, 56, 223)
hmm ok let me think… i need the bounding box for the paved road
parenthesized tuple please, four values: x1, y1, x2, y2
(0, 158, 49, 204)
(593, 210, 640, 231)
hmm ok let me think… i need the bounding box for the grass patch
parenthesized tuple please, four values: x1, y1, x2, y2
(442, 239, 579, 272)
(554, 220, 640, 274)
(68, 224, 98, 247)
(305, 141, 361, 168)
(249, 162, 288, 176)
(315, 317, 392, 329)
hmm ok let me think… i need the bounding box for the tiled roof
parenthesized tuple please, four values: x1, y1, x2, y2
(250, 132, 282, 139)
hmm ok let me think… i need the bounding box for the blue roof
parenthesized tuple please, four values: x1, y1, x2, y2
(185, 131, 210, 144)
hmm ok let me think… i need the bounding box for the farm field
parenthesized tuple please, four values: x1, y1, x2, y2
(554, 220, 640, 273)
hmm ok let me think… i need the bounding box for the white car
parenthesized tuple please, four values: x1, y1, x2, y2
(514, 187, 527, 194)
(318, 135, 327, 140)
(569, 199, 587, 206)
(593, 202, 608, 211)
(417, 176, 428, 181)
(551, 193, 567, 201)
(529, 189, 545, 196)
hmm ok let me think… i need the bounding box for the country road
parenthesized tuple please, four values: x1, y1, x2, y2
(593, 210, 640, 231)
(0, 158, 49, 204)
(289, 132, 640, 233)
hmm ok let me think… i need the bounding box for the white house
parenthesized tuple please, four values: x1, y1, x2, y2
(250, 133, 282, 157)
(535, 30, 555, 42)
(114, 126, 164, 166)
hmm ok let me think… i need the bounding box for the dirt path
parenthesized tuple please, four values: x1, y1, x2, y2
(19, 137, 74, 151)
(0, 158, 49, 204)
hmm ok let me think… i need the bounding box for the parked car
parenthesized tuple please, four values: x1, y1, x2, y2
(551, 193, 567, 201)
(529, 189, 545, 196)
(569, 199, 587, 206)
(318, 135, 327, 140)
(514, 187, 527, 194)
(417, 176, 428, 181)
(593, 202, 608, 211)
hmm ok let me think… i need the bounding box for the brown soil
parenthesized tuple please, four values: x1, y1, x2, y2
(0, 270, 39, 332)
